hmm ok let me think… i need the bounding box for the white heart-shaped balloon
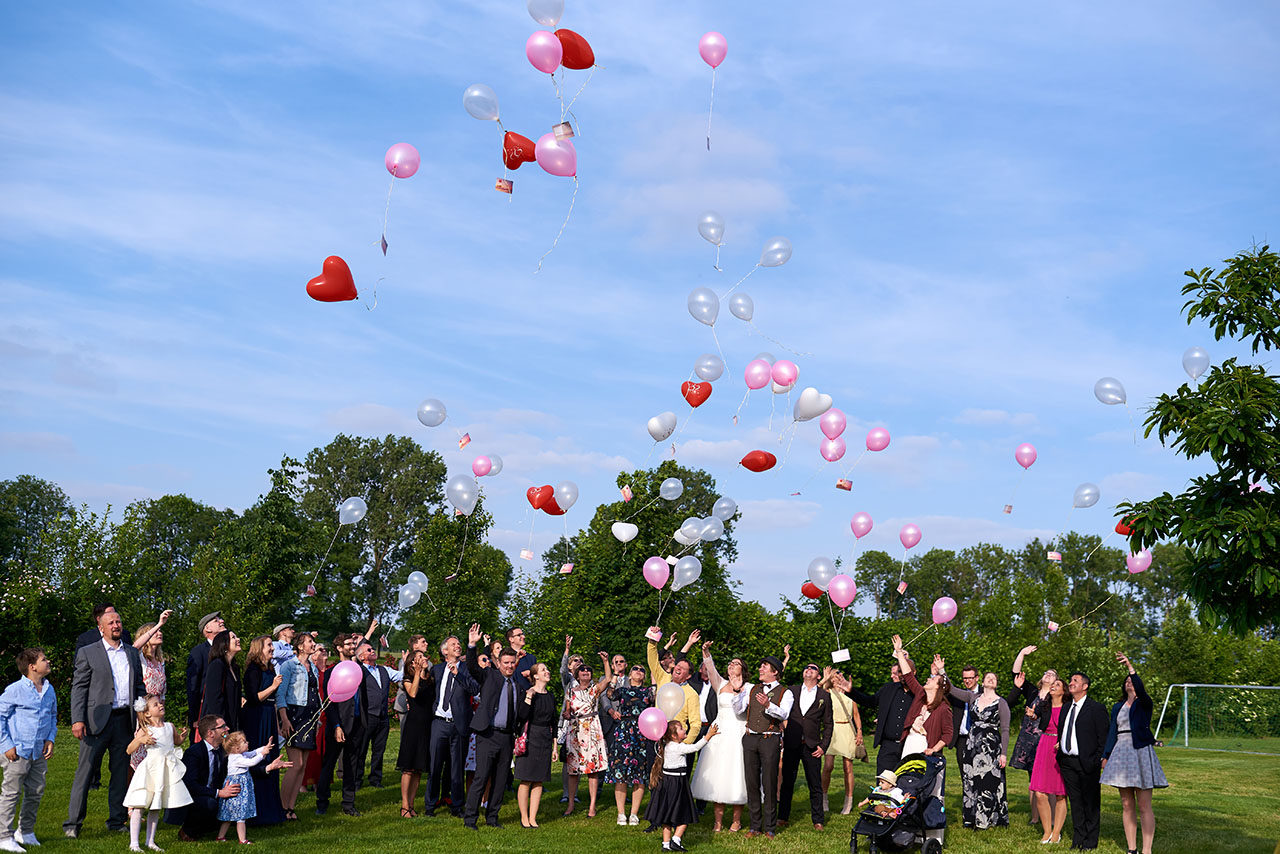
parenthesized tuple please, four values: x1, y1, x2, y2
(673, 528, 696, 546)
(772, 380, 795, 395)
(611, 522, 639, 543)
(647, 411, 677, 442)
(793, 387, 833, 422)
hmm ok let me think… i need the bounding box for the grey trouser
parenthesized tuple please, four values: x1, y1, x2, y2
(0, 754, 48, 840)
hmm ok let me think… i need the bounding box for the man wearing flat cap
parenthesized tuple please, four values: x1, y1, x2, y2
(271, 624, 296, 667)
(732, 655, 792, 838)
(185, 612, 226, 740)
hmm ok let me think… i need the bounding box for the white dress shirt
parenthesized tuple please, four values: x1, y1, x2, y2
(1060, 697, 1084, 756)
(102, 638, 131, 708)
(798, 683, 818, 715)
(732, 681, 795, 722)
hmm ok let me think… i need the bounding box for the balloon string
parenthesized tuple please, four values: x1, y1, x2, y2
(1056, 594, 1115, 631)
(901, 623, 937, 650)
(618, 494, 661, 523)
(447, 514, 472, 581)
(795, 460, 828, 494)
(1005, 468, 1027, 510)
(1126, 403, 1136, 445)
(721, 263, 758, 299)
(285, 698, 332, 748)
(748, 322, 812, 357)
(1084, 530, 1116, 560)
(713, 243, 723, 272)
(526, 510, 537, 554)
(671, 407, 697, 448)
(733, 388, 750, 424)
(826, 596, 839, 643)
(708, 325, 727, 373)
(553, 71, 564, 122)
(365, 277, 382, 312)
(768, 390, 776, 432)
(563, 66, 596, 117)
(308, 525, 343, 589)
(380, 176, 395, 251)
(706, 66, 716, 152)
(777, 421, 799, 471)
(535, 176, 578, 273)
(842, 449, 867, 479)
(1050, 506, 1075, 551)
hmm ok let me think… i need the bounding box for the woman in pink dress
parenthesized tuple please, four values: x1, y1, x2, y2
(1027, 675, 1068, 844)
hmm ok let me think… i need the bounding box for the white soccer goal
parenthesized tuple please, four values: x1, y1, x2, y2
(1155, 683, 1280, 755)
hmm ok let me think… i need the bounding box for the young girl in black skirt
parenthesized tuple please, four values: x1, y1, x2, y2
(645, 720, 719, 851)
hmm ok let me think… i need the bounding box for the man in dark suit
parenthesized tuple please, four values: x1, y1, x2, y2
(184, 612, 225, 739)
(63, 608, 146, 837)
(948, 665, 979, 823)
(316, 633, 364, 816)
(1057, 671, 1110, 850)
(424, 635, 478, 817)
(353, 641, 401, 789)
(777, 663, 834, 830)
(847, 659, 915, 774)
(463, 623, 520, 829)
(164, 715, 233, 838)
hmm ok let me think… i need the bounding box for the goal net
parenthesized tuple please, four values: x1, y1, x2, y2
(1155, 683, 1280, 755)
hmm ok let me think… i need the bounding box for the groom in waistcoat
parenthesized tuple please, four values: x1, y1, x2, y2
(733, 655, 793, 838)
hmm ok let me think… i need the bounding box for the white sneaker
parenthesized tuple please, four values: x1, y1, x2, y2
(628, 814, 640, 826)
(617, 814, 627, 826)
(0, 839, 27, 853)
(13, 832, 39, 848)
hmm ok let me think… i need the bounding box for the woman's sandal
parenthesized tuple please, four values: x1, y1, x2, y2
(728, 822, 741, 832)
(284, 810, 298, 821)
(400, 807, 414, 818)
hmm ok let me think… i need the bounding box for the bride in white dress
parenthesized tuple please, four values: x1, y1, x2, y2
(689, 642, 747, 831)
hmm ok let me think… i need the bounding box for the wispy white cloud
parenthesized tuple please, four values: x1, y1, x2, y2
(0, 432, 78, 458)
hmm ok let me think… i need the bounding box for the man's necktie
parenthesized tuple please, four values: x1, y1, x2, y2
(1062, 702, 1078, 753)
(443, 669, 455, 712)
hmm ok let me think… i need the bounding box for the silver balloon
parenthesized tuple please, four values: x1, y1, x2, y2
(397, 583, 420, 609)
(647, 411, 677, 442)
(673, 528, 697, 546)
(445, 475, 479, 516)
(754, 351, 776, 365)
(792, 387, 833, 422)
(679, 517, 702, 542)
(772, 380, 793, 394)
(697, 211, 725, 246)
(711, 496, 737, 521)
(687, 287, 719, 327)
(339, 497, 367, 525)
(462, 84, 499, 122)
(656, 682, 685, 718)
(526, 0, 563, 27)
(1093, 377, 1126, 406)
(1182, 346, 1209, 381)
(760, 237, 792, 267)
(555, 480, 579, 511)
(807, 556, 837, 592)
(417, 398, 447, 427)
(485, 453, 503, 477)
(699, 516, 724, 542)
(694, 353, 725, 382)
(672, 555, 702, 591)
(1072, 482, 1100, 509)
(729, 293, 754, 322)
(659, 477, 684, 501)
(407, 571, 429, 592)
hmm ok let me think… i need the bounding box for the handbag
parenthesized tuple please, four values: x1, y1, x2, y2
(513, 721, 530, 757)
(855, 740, 869, 762)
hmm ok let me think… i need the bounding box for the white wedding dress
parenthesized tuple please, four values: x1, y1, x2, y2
(689, 691, 747, 805)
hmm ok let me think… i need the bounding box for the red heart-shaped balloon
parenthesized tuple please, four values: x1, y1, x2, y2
(681, 381, 712, 408)
(555, 28, 595, 70)
(1115, 518, 1134, 536)
(741, 450, 777, 472)
(542, 496, 565, 516)
(503, 131, 537, 171)
(527, 485, 553, 510)
(801, 582, 823, 600)
(306, 255, 358, 302)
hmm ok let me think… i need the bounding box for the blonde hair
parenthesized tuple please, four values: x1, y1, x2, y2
(136, 623, 166, 663)
(135, 694, 163, 728)
(223, 731, 248, 753)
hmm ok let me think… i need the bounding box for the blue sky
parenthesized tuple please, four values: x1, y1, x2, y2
(2, 1, 1277, 608)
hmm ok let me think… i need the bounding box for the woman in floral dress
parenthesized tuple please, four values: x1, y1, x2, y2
(604, 662, 654, 825)
(949, 670, 1011, 830)
(563, 653, 611, 817)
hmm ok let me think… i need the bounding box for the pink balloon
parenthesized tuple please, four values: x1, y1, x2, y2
(384, 143, 420, 179)
(525, 30, 563, 74)
(931, 596, 958, 625)
(820, 436, 846, 462)
(698, 31, 727, 68)
(744, 359, 771, 390)
(642, 556, 670, 590)
(535, 133, 577, 177)
(828, 574, 857, 609)
(1015, 443, 1037, 469)
(1126, 549, 1152, 574)
(819, 408, 846, 440)
(771, 359, 798, 387)
(900, 523, 921, 550)
(471, 456, 492, 477)
(327, 660, 363, 702)
(866, 427, 891, 452)
(850, 512, 873, 539)
(638, 706, 669, 741)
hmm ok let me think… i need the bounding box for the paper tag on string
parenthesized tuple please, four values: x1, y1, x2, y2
(790, 491, 801, 496)
(1003, 504, 1013, 514)
(621, 485, 633, 502)
(836, 479, 852, 491)
(670, 443, 676, 456)
(665, 555, 678, 565)
(519, 549, 534, 561)
(1047, 621, 1060, 633)
(896, 580, 908, 595)
(553, 121, 575, 140)
(559, 563, 574, 574)
(494, 178, 513, 194)
(305, 584, 317, 597)
(379, 634, 389, 649)
(1046, 551, 1062, 562)
(379, 235, 389, 256)
(831, 648, 851, 663)
(458, 433, 472, 450)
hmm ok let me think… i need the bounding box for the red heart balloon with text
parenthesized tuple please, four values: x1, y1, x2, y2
(527, 485, 553, 510)
(741, 450, 777, 472)
(801, 582, 823, 600)
(555, 28, 595, 70)
(306, 255, 358, 302)
(503, 132, 537, 171)
(681, 381, 712, 408)
(1115, 518, 1134, 537)
(542, 496, 565, 516)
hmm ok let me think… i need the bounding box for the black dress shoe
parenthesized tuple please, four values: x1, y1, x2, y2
(486, 819, 503, 828)
(314, 807, 327, 816)
(464, 823, 478, 831)
(341, 806, 362, 817)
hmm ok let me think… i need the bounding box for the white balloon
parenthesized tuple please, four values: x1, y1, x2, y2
(1093, 377, 1127, 406)
(807, 556, 837, 592)
(672, 555, 702, 591)
(397, 584, 420, 609)
(407, 571, 429, 592)
(445, 476, 480, 516)
(673, 528, 696, 546)
(1073, 482, 1100, 509)
(772, 380, 794, 394)
(659, 478, 684, 501)
(694, 354, 725, 382)
(711, 496, 737, 521)
(462, 84, 500, 122)
(729, 293, 754, 322)
(647, 412, 677, 442)
(687, 287, 719, 326)
(416, 398, 447, 427)
(339, 497, 367, 525)
(697, 211, 725, 246)
(754, 352, 776, 365)
(611, 522, 639, 543)
(793, 387, 833, 421)
(699, 516, 724, 542)
(1182, 346, 1209, 381)
(527, 0, 563, 27)
(760, 237, 792, 267)
(485, 453, 503, 477)
(679, 517, 702, 542)
(656, 683, 685, 718)
(555, 480, 579, 511)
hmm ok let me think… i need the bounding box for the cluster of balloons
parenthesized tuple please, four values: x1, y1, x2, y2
(642, 554, 702, 592)
(471, 454, 504, 478)
(526, 481, 579, 516)
(804, 557, 857, 609)
(397, 570, 429, 609)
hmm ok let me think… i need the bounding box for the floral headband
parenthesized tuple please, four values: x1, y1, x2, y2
(133, 697, 150, 713)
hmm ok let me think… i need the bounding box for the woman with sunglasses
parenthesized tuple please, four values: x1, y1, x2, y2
(604, 661, 655, 826)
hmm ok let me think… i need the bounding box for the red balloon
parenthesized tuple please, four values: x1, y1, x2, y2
(740, 450, 777, 472)
(526, 485, 553, 510)
(1115, 518, 1134, 536)
(542, 496, 565, 516)
(306, 255, 357, 302)
(503, 131, 537, 171)
(681, 381, 712, 408)
(555, 28, 595, 70)
(801, 582, 823, 600)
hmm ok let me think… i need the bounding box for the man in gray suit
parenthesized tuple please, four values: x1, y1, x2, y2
(63, 609, 145, 838)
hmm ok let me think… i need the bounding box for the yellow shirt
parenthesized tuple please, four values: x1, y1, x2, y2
(647, 640, 701, 743)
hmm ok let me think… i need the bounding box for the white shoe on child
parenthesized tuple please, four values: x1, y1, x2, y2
(617, 814, 627, 826)
(13, 831, 39, 848)
(628, 814, 640, 826)
(0, 839, 28, 853)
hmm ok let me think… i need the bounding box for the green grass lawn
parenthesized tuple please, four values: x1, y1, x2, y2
(20, 728, 1280, 853)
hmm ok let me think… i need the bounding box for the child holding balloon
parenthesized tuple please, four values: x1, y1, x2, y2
(646, 720, 719, 851)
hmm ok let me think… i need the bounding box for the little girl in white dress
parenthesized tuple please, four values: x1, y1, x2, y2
(123, 695, 192, 852)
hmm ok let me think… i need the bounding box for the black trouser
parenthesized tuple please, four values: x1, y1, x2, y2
(1058, 754, 1101, 849)
(171, 796, 220, 839)
(316, 722, 365, 811)
(358, 714, 389, 786)
(464, 728, 513, 826)
(425, 718, 466, 815)
(778, 736, 825, 825)
(64, 708, 132, 832)
(742, 732, 782, 834)
(875, 738, 904, 775)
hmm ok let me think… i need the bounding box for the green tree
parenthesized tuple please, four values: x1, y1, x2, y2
(0, 475, 70, 570)
(1119, 246, 1280, 634)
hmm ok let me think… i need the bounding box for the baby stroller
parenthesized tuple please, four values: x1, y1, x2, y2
(850, 753, 946, 854)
